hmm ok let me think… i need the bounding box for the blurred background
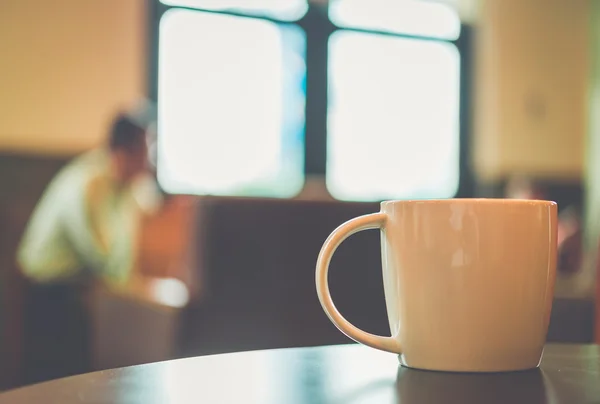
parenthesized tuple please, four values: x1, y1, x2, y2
(0, 0, 598, 390)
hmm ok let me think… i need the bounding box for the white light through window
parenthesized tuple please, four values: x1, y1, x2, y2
(327, 31, 460, 201)
(158, 10, 306, 197)
(329, 0, 461, 40)
(160, 0, 308, 21)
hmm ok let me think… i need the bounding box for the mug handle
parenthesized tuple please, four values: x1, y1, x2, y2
(316, 212, 402, 354)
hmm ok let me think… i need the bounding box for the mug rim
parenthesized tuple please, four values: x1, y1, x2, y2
(380, 198, 557, 207)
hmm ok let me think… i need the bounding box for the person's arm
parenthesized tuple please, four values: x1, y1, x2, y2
(60, 175, 111, 273)
(85, 177, 111, 254)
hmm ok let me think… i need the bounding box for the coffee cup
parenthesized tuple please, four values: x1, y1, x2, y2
(316, 199, 557, 372)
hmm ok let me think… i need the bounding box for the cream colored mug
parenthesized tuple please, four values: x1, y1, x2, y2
(316, 199, 557, 372)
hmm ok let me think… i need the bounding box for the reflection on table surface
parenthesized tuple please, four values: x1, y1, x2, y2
(1, 344, 600, 404)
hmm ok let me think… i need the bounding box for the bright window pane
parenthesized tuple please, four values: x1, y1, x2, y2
(329, 0, 461, 40)
(158, 10, 306, 197)
(160, 0, 308, 21)
(327, 31, 460, 201)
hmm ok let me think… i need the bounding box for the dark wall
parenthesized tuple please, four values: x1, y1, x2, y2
(0, 153, 69, 389)
(0, 153, 68, 208)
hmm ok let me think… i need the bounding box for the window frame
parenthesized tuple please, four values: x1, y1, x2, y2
(148, 0, 474, 199)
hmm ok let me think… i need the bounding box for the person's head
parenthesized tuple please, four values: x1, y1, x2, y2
(108, 113, 148, 184)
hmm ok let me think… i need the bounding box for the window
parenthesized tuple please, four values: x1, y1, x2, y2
(325, 0, 462, 201)
(327, 32, 460, 201)
(152, 1, 470, 200)
(157, 9, 306, 197)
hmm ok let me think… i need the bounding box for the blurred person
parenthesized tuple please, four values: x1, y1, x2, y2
(557, 205, 583, 275)
(505, 176, 583, 275)
(504, 175, 546, 200)
(18, 111, 153, 284)
(17, 107, 158, 383)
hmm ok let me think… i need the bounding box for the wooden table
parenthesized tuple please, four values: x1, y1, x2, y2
(1, 344, 599, 403)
